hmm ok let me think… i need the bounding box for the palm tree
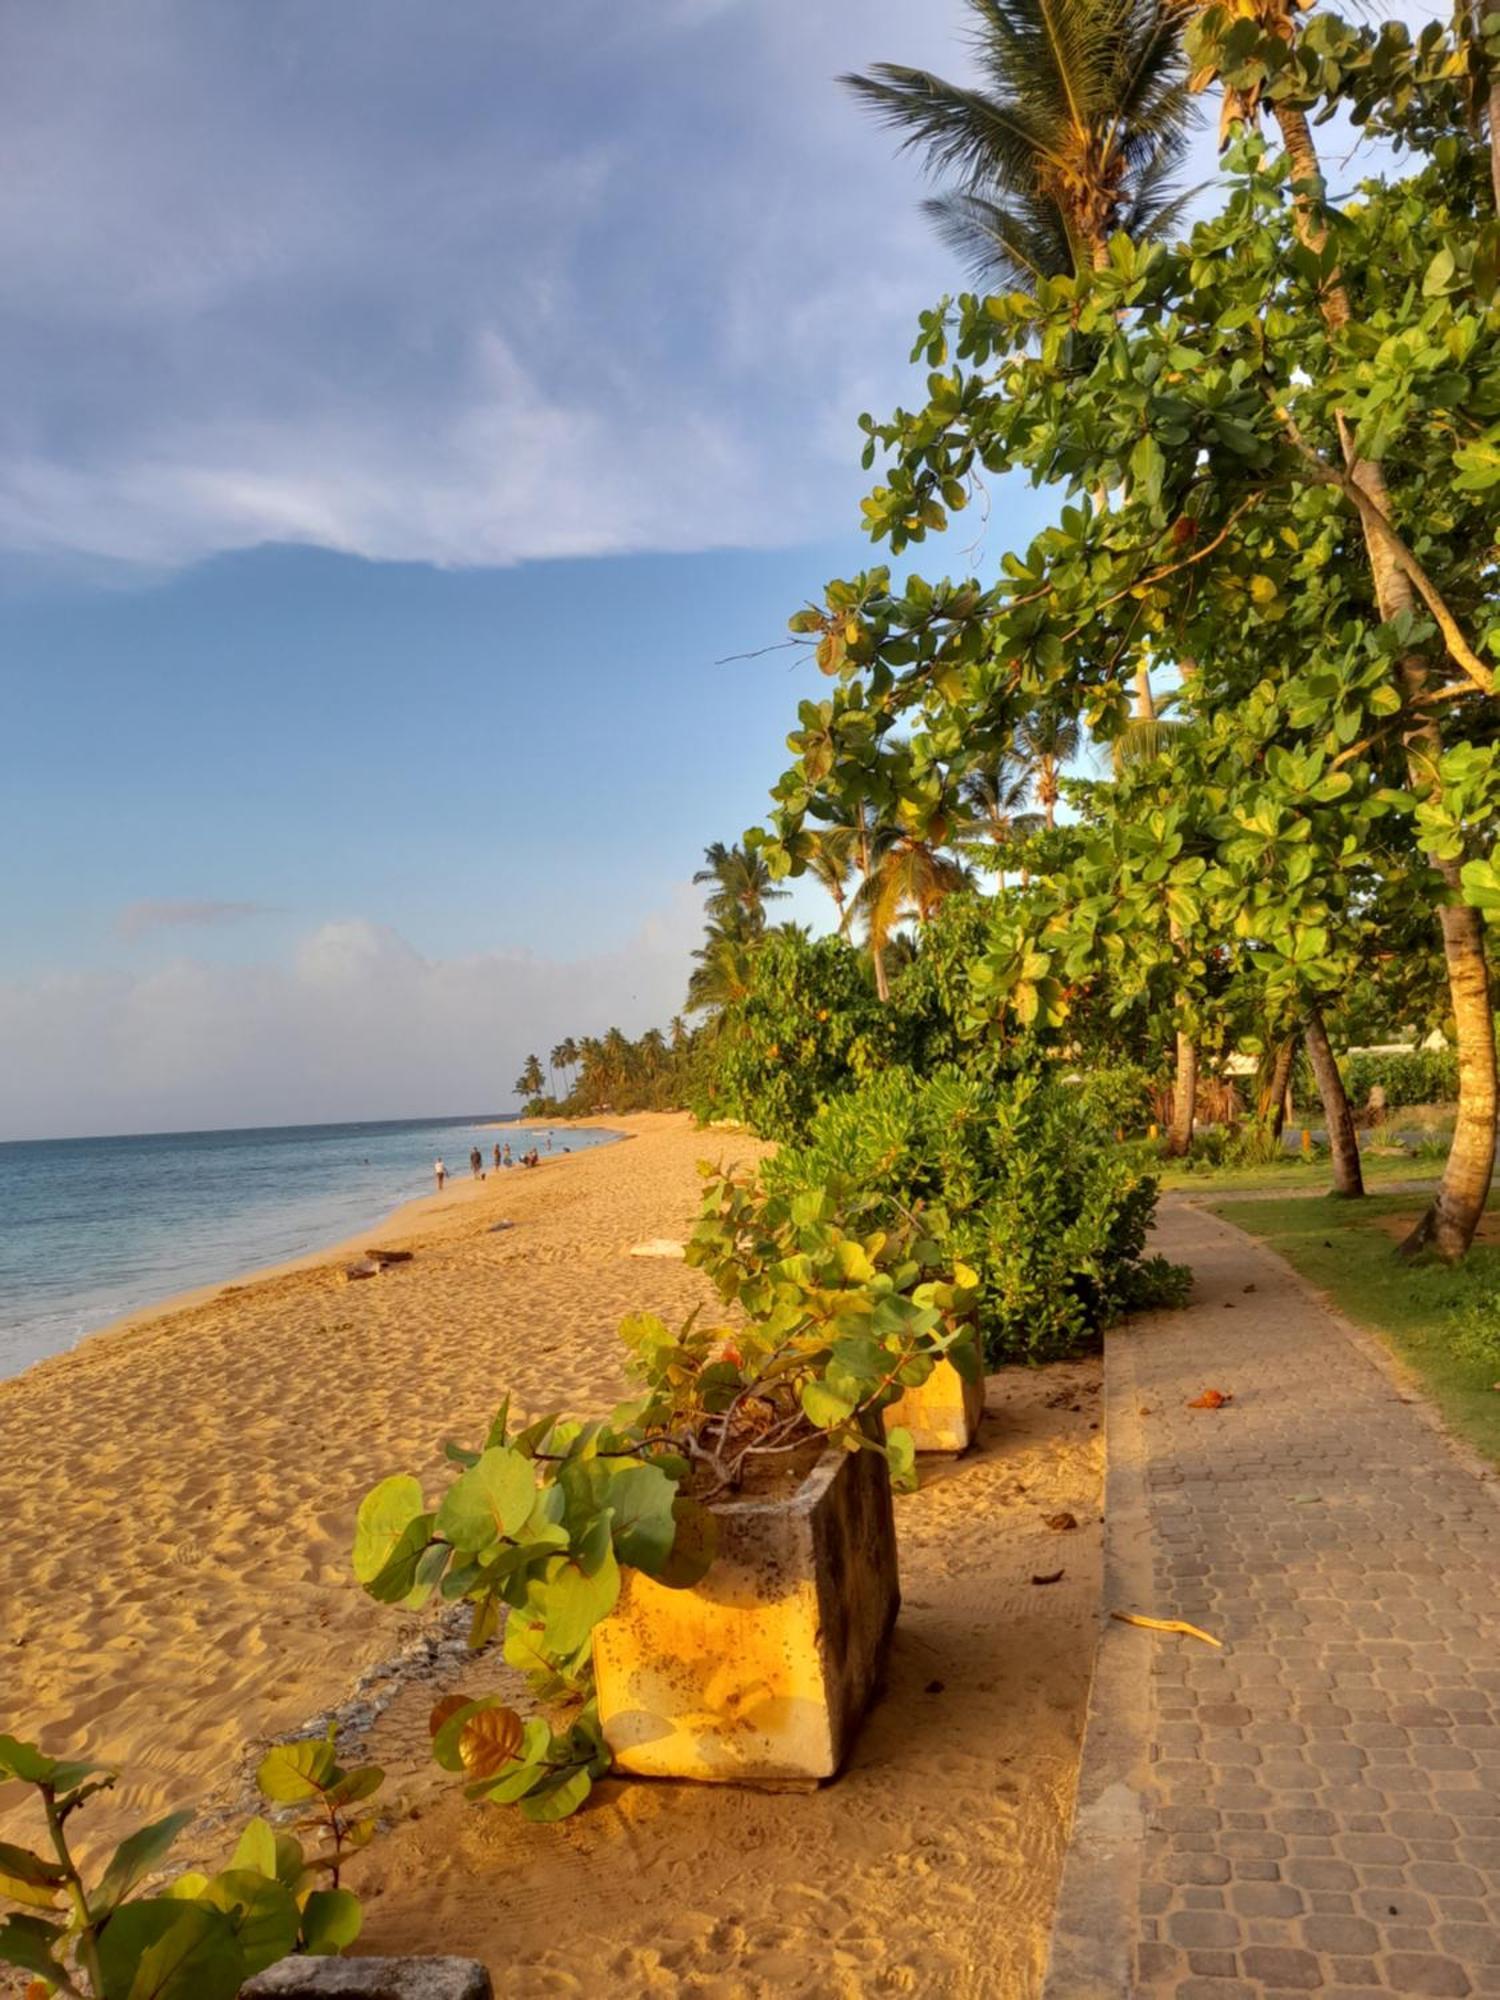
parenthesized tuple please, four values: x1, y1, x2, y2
(957, 753, 1041, 887)
(846, 830, 973, 999)
(686, 923, 758, 1017)
(548, 1043, 570, 1102)
(1015, 706, 1083, 828)
(843, 0, 1197, 288)
(513, 1053, 545, 1103)
(804, 823, 859, 926)
(558, 1036, 580, 1094)
(669, 1014, 689, 1052)
(692, 842, 788, 937)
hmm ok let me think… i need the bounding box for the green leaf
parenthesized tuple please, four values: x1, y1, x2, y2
(97, 1899, 242, 2000)
(96, 1810, 195, 1915)
(228, 1817, 277, 1881)
(196, 1870, 299, 1977)
(0, 1735, 110, 1793)
(366, 1511, 438, 1606)
(801, 1379, 855, 1428)
(531, 1543, 621, 1658)
(519, 1766, 593, 1822)
(352, 1475, 426, 1585)
(255, 1738, 337, 1804)
(324, 1765, 382, 1808)
(300, 1887, 362, 1956)
(1129, 433, 1165, 511)
(436, 1448, 538, 1553)
(602, 1462, 680, 1577)
(0, 1913, 65, 1979)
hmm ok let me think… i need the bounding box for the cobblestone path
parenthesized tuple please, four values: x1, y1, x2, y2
(1046, 1199, 1500, 2000)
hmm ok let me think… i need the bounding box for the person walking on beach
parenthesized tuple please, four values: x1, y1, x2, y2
(434, 1157, 446, 1191)
(469, 1146, 482, 1180)
(493, 1142, 502, 1170)
(502, 1143, 513, 1169)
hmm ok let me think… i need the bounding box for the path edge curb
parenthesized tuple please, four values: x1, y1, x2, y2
(1040, 1330, 1155, 1999)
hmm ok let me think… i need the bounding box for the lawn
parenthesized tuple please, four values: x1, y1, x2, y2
(1214, 1191, 1500, 1466)
(1160, 1153, 1442, 1194)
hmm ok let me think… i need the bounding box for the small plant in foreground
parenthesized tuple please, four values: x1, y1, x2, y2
(353, 1249, 962, 1820)
(0, 1729, 374, 1999)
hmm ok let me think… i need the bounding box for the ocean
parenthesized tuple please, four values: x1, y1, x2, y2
(0, 1115, 619, 1381)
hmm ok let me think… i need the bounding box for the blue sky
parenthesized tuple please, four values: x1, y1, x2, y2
(0, 0, 1250, 1136)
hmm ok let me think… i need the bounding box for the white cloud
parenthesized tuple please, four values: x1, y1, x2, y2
(0, 897, 706, 1141)
(0, 0, 973, 573)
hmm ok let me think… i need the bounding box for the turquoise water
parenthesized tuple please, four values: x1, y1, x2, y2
(0, 1116, 618, 1381)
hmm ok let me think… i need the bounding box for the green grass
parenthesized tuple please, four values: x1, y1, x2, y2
(1215, 1192, 1500, 1466)
(1159, 1153, 1441, 1193)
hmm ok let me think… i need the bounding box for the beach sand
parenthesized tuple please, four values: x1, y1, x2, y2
(0, 1112, 1100, 1998)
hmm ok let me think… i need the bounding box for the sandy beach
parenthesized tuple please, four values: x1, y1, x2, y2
(0, 1112, 1101, 1997)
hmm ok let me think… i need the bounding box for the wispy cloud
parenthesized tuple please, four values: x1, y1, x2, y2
(117, 899, 275, 941)
(0, 1, 971, 575)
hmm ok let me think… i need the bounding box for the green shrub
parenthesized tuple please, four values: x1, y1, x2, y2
(1069, 1062, 1156, 1135)
(692, 931, 895, 1140)
(751, 1066, 1181, 1364)
(1299, 1047, 1459, 1109)
(1446, 1290, 1500, 1372)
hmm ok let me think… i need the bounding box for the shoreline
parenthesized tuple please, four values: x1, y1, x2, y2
(6, 1124, 627, 1395)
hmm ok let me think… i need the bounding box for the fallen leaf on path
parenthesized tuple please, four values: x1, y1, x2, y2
(1044, 1512, 1079, 1532)
(1187, 1388, 1233, 1409)
(1111, 1611, 1222, 1649)
(1031, 1569, 1065, 1586)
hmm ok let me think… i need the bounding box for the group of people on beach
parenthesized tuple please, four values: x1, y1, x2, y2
(433, 1134, 550, 1191)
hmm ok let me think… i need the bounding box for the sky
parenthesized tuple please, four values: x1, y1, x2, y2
(0, 0, 1237, 1137)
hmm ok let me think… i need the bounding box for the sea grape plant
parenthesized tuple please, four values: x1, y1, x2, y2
(0, 1729, 374, 2000)
(352, 1262, 958, 1821)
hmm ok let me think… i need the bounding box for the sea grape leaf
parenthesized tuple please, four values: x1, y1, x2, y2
(352, 1476, 426, 1585)
(324, 1765, 382, 1808)
(121, 1901, 244, 2000)
(228, 1817, 277, 1881)
(197, 1869, 299, 1977)
(436, 1448, 538, 1553)
(299, 1887, 362, 1956)
(604, 1462, 679, 1576)
(457, 1709, 524, 1780)
(802, 1380, 855, 1428)
(255, 1739, 337, 1804)
(519, 1766, 593, 1823)
(530, 1544, 620, 1658)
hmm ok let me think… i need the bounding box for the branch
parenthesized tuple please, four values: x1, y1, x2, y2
(1272, 405, 1494, 695)
(1059, 494, 1265, 641)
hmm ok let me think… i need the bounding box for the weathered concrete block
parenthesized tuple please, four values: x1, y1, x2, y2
(593, 1445, 899, 1782)
(883, 1348, 985, 1454)
(242, 1957, 492, 2000)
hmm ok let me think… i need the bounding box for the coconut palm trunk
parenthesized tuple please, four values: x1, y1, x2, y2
(1303, 1004, 1364, 1199)
(1267, 93, 1496, 1258)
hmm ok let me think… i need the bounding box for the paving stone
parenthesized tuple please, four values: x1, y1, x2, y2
(1045, 1206, 1500, 2000)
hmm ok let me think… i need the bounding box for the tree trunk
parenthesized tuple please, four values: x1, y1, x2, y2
(1272, 96, 1497, 1257)
(1135, 664, 1156, 722)
(1401, 901, 1497, 1257)
(1304, 1005, 1364, 1198)
(1167, 1032, 1197, 1156)
(1258, 1036, 1296, 1141)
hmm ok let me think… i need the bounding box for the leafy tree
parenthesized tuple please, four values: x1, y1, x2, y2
(763, 10, 1500, 1257)
(691, 841, 788, 935)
